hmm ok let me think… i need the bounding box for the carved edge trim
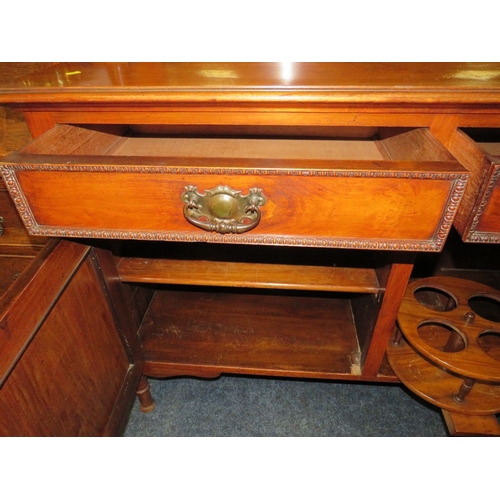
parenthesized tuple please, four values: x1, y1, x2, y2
(465, 232, 500, 244)
(465, 165, 500, 243)
(1, 169, 38, 234)
(432, 173, 469, 249)
(3, 163, 463, 179)
(18, 228, 443, 251)
(1, 165, 469, 252)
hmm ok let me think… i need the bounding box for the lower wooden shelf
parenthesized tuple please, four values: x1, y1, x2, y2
(118, 258, 382, 293)
(140, 286, 398, 382)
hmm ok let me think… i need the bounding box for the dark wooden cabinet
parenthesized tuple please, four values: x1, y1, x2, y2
(0, 240, 144, 436)
(1, 63, 500, 436)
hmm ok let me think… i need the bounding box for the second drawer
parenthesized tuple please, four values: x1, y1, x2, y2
(443, 128, 500, 243)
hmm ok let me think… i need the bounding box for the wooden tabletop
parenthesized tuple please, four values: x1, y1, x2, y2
(1, 63, 500, 105)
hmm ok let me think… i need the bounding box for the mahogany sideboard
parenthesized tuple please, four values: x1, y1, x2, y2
(0, 62, 499, 436)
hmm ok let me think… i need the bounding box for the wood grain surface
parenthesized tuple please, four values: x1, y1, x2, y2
(1, 63, 500, 105)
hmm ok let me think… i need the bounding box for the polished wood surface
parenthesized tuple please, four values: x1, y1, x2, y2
(1, 63, 500, 146)
(1, 63, 500, 105)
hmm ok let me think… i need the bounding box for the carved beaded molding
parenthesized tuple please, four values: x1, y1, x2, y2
(1, 164, 469, 252)
(0, 163, 469, 178)
(465, 166, 500, 243)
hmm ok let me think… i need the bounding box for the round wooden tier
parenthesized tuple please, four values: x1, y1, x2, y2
(387, 337, 500, 415)
(396, 276, 500, 382)
(388, 276, 500, 415)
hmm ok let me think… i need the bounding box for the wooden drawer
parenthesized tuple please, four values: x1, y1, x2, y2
(1, 125, 468, 252)
(0, 180, 46, 250)
(444, 128, 500, 243)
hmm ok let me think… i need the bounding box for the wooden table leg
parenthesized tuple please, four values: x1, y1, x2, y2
(136, 374, 156, 413)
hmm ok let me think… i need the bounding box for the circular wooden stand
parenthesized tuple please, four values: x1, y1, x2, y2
(387, 276, 500, 435)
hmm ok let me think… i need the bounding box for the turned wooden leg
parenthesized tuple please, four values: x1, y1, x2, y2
(453, 377, 476, 404)
(391, 327, 403, 346)
(136, 374, 155, 413)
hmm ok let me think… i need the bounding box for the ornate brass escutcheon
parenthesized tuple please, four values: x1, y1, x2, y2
(181, 185, 266, 234)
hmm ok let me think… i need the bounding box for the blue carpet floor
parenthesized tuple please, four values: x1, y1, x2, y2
(124, 375, 448, 437)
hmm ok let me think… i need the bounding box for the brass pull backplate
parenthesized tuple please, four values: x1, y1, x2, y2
(182, 185, 266, 234)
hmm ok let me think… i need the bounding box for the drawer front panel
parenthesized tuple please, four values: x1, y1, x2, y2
(447, 129, 500, 243)
(0, 186, 45, 247)
(3, 165, 467, 251)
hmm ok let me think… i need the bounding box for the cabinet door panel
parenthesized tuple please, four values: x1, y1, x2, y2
(0, 239, 143, 436)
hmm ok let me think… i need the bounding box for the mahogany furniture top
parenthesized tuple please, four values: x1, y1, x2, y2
(1, 63, 500, 107)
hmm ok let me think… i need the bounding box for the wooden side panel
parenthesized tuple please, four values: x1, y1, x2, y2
(379, 127, 457, 161)
(0, 240, 142, 436)
(23, 111, 57, 138)
(445, 130, 487, 238)
(430, 114, 460, 150)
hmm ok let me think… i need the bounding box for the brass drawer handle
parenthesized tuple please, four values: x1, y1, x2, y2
(182, 185, 266, 234)
(0, 216, 3, 236)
